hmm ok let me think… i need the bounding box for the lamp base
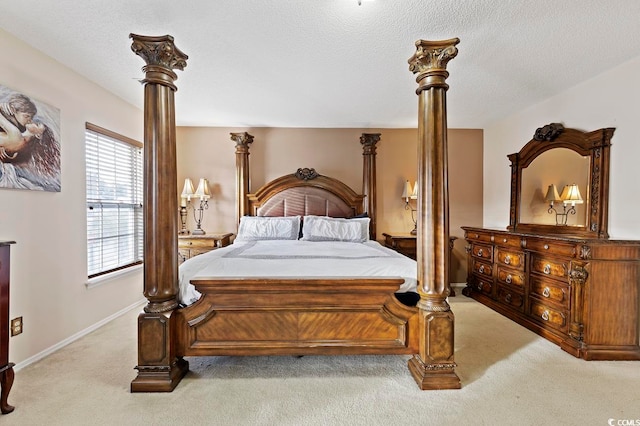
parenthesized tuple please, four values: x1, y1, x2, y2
(191, 228, 205, 235)
(410, 228, 417, 235)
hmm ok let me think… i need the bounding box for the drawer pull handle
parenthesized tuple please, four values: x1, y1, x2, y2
(505, 294, 512, 303)
(542, 287, 551, 298)
(474, 234, 479, 238)
(541, 310, 550, 321)
(479, 265, 485, 274)
(543, 264, 551, 274)
(477, 248, 483, 256)
(503, 238, 508, 243)
(544, 244, 549, 250)
(505, 274, 512, 284)
(504, 255, 511, 265)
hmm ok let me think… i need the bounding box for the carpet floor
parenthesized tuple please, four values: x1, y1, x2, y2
(4, 296, 639, 426)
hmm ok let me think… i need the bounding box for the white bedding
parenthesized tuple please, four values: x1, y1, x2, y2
(178, 239, 418, 305)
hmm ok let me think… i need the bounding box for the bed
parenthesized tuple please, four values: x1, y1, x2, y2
(129, 34, 461, 392)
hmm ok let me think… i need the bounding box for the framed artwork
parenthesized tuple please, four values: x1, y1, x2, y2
(0, 85, 61, 192)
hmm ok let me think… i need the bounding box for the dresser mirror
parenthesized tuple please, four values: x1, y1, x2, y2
(507, 123, 614, 239)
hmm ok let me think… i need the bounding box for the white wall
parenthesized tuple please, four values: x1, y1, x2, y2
(483, 55, 640, 240)
(0, 30, 144, 366)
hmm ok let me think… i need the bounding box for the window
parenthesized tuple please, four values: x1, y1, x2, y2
(85, 123, 143, 278)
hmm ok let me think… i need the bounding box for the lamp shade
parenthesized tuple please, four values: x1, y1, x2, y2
(401, 180, 413, 200)
(194, 178, 211, 200)
(561, 183, 583, 205)
(410, 181, 418, 199)
(544, 184, 561, 203)
(181, 178, 195, 199)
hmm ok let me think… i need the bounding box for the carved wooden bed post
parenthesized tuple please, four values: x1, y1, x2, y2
(407, 38, 461, 390)
(129, 34, 189, 392)
(361, 133, 380, 239)
(231, 132, 254, 224)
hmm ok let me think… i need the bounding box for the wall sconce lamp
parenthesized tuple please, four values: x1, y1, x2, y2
(402, 180, 418, 235)
(191, 178, 211, 235)
(179, 178, 195, 235)
(545, 183, 583, 225)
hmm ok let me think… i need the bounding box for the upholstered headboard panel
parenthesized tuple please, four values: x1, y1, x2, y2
(256, 186, 355, 218)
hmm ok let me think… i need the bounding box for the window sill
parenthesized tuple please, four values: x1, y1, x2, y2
(85, 264, 143, 289)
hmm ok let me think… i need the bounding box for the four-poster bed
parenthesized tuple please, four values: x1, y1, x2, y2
(129, 34, 460, 392)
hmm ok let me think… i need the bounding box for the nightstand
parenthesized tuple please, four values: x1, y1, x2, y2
(382, 233, 457, 296)
(178, 233, 233, 264)
(382, 233, 416, 260)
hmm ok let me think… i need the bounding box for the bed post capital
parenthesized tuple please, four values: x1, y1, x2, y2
(130, 34, 188, 90)
(408, 38, 459, 94)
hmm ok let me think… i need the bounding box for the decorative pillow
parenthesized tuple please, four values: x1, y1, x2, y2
(301, 215, 370, 242)
(236, 216, 301, 241)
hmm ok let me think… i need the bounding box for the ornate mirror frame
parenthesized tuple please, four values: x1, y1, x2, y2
(507, 123, 614, 239)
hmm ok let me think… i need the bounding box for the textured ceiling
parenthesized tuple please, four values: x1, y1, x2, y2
(2, 1, 640, 129)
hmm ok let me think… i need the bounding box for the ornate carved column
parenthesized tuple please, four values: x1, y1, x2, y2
(130, 34, 189, 392)
(231, 132, 254, 223)
(361, 133, 380, 240)
(407, 38, 461, 390)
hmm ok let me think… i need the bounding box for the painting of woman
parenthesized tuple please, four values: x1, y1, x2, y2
(0, 87, 60, 192)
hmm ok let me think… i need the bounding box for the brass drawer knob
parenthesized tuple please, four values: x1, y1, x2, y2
(477, 248, 483, 256)
(542, 287, 551, 298)
(504, 255, 511, 265)
(541, 310, 550, 321)
(505, 293, 512, 303)
(543, 264, 551, 274)
(505, 274, 512, 284)
(479, 265, 485, 274)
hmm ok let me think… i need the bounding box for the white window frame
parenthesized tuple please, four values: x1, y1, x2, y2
(85, 123, 143, 279)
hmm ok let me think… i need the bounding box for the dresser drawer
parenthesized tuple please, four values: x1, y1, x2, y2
(529, 276, 570, 308)
(495, 248, 525, 270)
(470, 243, 493, 262)
(472, 259, 493, 279)
(526, 239, 577, 258)
(496, 266, 525, 289)
(496, 285, 524, 312)
(471, 276, 493, 296)
(466, 230, 493, 244)
(529, 301, 568, 333)
(531, 254, 569, 280)
(494, 234, 522, 249)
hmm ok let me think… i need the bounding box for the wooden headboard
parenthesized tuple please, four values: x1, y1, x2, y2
(248, 168, 365, 218)
(233, 133, 380, 239)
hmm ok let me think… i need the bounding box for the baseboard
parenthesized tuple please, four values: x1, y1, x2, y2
(450, 282, 466, 295)
(14, 299, 146, 372)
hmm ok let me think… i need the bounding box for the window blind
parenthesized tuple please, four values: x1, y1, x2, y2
(85, 123, 143, 278)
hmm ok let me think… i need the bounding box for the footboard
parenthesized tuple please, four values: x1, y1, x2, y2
(173, 277, 419, 356)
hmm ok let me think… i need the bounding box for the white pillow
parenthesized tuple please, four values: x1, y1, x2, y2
(301, 215, 370, 243)
(236, 216, 301, 241)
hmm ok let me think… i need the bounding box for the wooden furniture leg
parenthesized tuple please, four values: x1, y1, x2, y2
(0, 364, 15, 414)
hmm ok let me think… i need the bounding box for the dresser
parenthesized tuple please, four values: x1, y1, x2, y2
(462, 226, 640, 360)
(178, 233, 233, 264)
(1, 241, 16, 414)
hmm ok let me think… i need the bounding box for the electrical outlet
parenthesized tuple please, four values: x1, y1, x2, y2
(10, 316, 22, 337)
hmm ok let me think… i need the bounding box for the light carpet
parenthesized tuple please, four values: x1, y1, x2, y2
(3, 297, 639, 426)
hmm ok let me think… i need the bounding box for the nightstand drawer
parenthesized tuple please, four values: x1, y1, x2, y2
(178, 233, 233, 263)
(179, 238, 217, 250)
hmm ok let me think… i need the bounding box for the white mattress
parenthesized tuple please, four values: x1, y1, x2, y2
(178, 239, 418, 305)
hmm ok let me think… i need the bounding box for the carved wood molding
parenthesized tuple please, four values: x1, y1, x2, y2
(294, 168, 319, 181)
